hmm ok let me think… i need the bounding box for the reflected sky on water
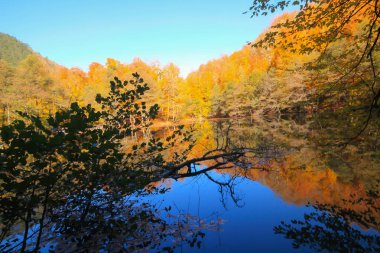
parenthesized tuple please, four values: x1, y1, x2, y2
(1, 116, 379, 252)
(148, 170, 314, 252)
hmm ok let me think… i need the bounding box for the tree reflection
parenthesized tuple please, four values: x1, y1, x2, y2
(1, 187, 223, 252)
(47, 191, 219, 252)
(202, 118, 380, 252)
(2, 76, 379, 252)
(0, 75, 248, 252)
(274, 190, 380, 252)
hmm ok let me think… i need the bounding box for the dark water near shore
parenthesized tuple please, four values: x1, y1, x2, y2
(1, 113, 379, 252)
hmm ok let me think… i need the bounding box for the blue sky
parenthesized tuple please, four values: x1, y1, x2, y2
(0, 0, 280, 76)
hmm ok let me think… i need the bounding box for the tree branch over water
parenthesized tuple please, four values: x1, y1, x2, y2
(247, 0, 380, 136)
(0, 74, 257, 252)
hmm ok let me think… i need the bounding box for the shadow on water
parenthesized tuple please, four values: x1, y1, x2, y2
(274, 190, 380, 253)
(1, 76, 379, 252)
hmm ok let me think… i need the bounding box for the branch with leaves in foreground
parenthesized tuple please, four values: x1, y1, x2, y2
(247, 0, 380, 136)
(0, 74, 255, 253)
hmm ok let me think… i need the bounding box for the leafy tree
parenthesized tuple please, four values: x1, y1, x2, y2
(0, 74, 245, 252)
(0, 60, 14, 124)
(247, 0, 380, 121)
(0, 33, 33, 67)
(159, 63, 181, 121)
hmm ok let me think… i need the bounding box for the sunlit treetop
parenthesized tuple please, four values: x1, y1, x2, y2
(247, 0, 380, 122)
(247, 0, 379, 54)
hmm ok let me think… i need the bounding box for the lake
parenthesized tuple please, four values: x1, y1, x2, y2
(1, 115, 379, 252)
(146, 116, 380, 252)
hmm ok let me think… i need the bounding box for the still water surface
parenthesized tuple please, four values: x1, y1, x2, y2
(149, 171, 315, 252)
(150, 116, 379, 252)
(1, 115, 379, 252)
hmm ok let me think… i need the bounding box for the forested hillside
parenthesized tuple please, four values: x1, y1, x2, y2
(0, 33, 33, 66)
(0, 2, 379, 251)
(0, 33, 71, 123)
(185, 12, 378, 118)
(0, 11, 378, 123)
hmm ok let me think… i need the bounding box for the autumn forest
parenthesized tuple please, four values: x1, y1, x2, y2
(0, 1, 379, 252)
(1, 8, 378, 124)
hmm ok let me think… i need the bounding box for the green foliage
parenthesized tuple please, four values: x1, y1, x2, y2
(0, 33, 33, 67)
(0, 33, 72, 123)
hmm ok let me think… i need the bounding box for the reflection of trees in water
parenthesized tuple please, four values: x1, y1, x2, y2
(59, 193, 223, 252)
(0, 75, 253, 252)
(1, 76, 379, 252)
(173, 116, 379, 214)
(0, 151, 250, 252)
(274, 191, 380, 252)
(204, 117, 380, 251)
(201, 116, 380, 189)
(1, 189, 221, 253)
(204, 172, 245, 208)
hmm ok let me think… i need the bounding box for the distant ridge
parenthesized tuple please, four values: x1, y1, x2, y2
(0, 33, 33, 66)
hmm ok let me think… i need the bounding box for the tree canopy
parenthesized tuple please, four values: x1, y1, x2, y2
(248, 0, 380, 103)
(0, 33, 33, 67)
